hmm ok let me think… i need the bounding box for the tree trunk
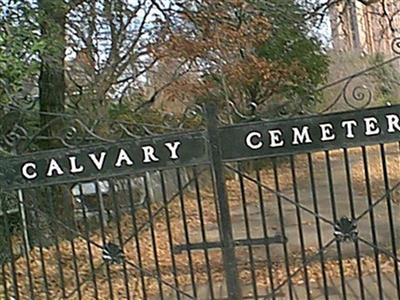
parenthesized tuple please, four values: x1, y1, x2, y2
(36, 1, 76, 237)
(38, 0, 66, 149)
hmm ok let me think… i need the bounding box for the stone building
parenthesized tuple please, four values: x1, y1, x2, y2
(329, 0, 400, 55)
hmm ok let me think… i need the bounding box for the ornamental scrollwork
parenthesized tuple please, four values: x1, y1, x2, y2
(0, 103, 206, 155)
(0, 123, 28, 154)
(224, 37, 400, 122)
(392, 37, 400, 55)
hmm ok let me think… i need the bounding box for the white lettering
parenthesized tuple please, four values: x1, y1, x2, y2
(364, 117, 380, 136)
(320, 123, 336, 141)
(88, 152, 107, 170)
(292, 126, 312, 145)
(46, 159, 64, 177)
(386, 114, 400, 133)
(142, 146, 160, 163)
(269, 130, 284, 147)
(69, 156, 84, 173)
(21, 162, 37, 180)
(164, 141, 181, 159)
(245, 132, 263, 150)
(341, 120, 358, 138)
(115, 149, 134, 167)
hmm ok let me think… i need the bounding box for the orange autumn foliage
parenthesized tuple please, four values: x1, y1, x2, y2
(147, 0, 296, 109)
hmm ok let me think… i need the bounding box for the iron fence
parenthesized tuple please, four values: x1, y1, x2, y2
(0, 99, 400, 299)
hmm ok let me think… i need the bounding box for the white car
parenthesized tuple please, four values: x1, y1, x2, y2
(71, 177, 146, 217)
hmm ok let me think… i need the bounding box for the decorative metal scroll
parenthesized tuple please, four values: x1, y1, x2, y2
(0, 103, 205, 155)
(224, 37, 400, 123)
(334, 217, 358, 242)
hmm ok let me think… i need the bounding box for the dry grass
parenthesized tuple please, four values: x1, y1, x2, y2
(1, 195, 398, 300)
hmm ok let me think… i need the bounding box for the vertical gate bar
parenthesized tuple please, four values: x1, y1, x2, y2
(159, 170, 181, 300)
(379, 144, 400, 297)
(307, 153, 329, 300)
(289, 155, 311, 300)
(237, 162, 259, 299)
(16, 190, 35, 300)
(32, 190, 50, 300)
(324, 151, 347, 299)
(176, 168, 198, 298)
(77, 183, 99, 300)
(272, 158, 294, 300)
(143, 174, 165, 300)
(205, 103, 242, 300)
(255, 167, 276, 299)
(46, 187, 67, 299)
(343, 148, 365, 299)
(146, 172, 155, 203)
(17, 190, 30, 254)
(1, 259, 9, 299)
(58, 186, 82, 300)
(97, 181, 108, 228)
(1, 199, 19, 300)
(68, 230, 82, 300)
(109, 178, 131, 300)
(192, 166, 216, 300)
(94, 181, 115, 300)
(126, 177, 148, 300)
(361, 146, 384, 300)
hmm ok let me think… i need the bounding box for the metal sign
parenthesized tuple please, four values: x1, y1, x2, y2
(0, 104, 399, 189)
(0, 131, 208, 189)
(220, 104, 400, 161)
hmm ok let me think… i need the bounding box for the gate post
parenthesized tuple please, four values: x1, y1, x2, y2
(205, 103, 242, 300)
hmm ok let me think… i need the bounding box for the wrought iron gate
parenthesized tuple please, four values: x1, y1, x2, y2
(1, 38, 400, 300)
